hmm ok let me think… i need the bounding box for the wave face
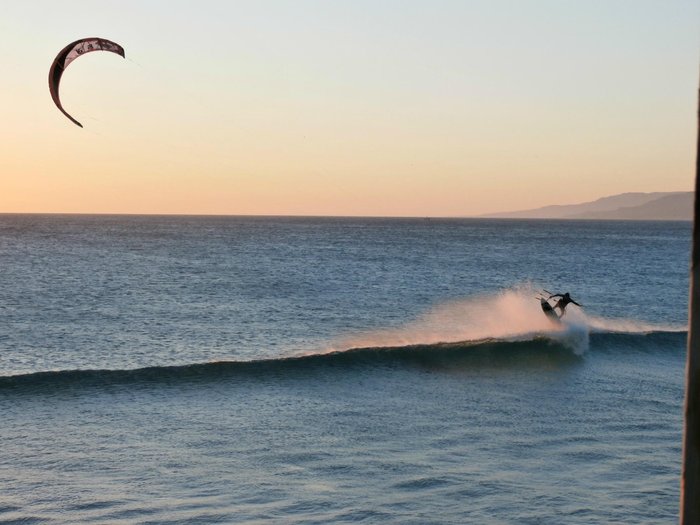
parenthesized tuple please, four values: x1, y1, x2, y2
(0, 330, 685, 392)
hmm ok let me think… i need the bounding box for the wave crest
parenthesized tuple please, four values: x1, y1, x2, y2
(0, 332, 685, 393)
(320, 285, 682, 357)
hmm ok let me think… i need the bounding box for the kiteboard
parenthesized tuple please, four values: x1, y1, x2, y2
(539, 297, 561, 324)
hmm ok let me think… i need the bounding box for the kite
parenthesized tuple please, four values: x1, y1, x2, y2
(48, 38, 125, 127)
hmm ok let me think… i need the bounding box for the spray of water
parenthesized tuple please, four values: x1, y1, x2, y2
(321, 285, 685, 357)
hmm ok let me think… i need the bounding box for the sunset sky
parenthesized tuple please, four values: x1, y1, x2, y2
(1, 1, 698, 216)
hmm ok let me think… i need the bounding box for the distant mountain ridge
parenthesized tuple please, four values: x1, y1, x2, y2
(481, 192, 693, 221)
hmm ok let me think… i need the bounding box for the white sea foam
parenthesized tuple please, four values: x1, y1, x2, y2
(583, 313, 685, 334)
(323, 285, 686, 357)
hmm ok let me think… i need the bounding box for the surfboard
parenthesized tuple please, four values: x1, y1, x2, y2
(540, 298, 561, 323)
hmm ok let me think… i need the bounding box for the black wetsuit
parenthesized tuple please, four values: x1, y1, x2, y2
(549, 293, 581, 317)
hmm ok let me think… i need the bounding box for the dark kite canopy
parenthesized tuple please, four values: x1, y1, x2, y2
(48, 38, 125, 127)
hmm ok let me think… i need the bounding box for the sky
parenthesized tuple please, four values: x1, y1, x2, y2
(1, 0, 698, 216)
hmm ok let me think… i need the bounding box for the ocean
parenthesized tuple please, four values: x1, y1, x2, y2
(0, 215, 690, 524)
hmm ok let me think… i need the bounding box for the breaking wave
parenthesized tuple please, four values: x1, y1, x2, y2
(0, 286, 685, 392)
(319, 285, 685, 357)
(0, 332, 685, 392)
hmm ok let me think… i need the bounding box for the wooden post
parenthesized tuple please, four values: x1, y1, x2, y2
(681, 83, 700, 524)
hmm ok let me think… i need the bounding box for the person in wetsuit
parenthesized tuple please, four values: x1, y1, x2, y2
(548, 292, 581, 318)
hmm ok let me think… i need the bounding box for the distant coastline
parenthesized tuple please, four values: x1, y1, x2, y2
(0, 192, 693, 220)
(480, 191, 693, 221)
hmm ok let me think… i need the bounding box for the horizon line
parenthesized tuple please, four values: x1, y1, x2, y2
(0, 211, 691, 222)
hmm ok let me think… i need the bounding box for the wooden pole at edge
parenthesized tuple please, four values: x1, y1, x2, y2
(681, 80, 700, 524)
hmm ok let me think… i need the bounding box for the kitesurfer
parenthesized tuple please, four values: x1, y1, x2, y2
(548, 292, 581, 317)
